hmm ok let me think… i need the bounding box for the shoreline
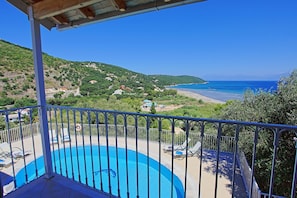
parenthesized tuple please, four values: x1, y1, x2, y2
(171, 88, 225, 104)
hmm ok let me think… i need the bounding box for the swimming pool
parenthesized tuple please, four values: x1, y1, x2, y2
(16, 146, 184, 197)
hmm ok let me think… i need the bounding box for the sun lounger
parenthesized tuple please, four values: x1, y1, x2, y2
(12, 150, 32, 159)
(60, 128, 71, 142)
(173, 141, 201, 158)
(163, 138, 191, 152)
(0, 142, 32, 159)
(0, 142, 11, 158)
(49, 129, 58, 144)
(0, 158, 12, 167)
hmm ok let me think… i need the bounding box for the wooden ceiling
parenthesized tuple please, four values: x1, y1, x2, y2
(7, 0, 205, 30)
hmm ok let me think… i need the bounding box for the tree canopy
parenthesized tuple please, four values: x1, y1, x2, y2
(219, 70, 297, 196)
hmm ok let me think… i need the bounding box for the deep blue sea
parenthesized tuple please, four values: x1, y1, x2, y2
(170, 81, 278, 102)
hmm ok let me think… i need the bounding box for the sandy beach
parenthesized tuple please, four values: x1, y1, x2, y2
(173, 88, 225, 104)
(141, 88, 224, 112)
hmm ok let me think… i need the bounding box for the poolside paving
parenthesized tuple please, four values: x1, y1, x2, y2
(1, 134, 247, 197)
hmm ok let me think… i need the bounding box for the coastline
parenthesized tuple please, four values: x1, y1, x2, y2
(172, 88, 225, 104)
(168, 81, 278, 103)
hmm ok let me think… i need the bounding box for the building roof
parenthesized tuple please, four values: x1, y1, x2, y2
(7, 0, 205, 30)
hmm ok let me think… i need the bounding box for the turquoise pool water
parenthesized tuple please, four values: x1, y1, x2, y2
(16, 146, 184, 198)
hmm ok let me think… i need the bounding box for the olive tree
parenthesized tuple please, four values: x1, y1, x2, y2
(219, 70, 297, 196)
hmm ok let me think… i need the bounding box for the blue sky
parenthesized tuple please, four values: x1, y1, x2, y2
(1, 1, 296, 80)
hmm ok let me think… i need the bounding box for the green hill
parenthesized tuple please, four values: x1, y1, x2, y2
(149, 75, 205, 85)
(0, 39, 205, 103)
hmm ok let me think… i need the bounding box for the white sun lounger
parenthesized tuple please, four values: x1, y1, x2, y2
(0, 142, 31, 159)
(12, 150, 32, 158)
(163, 138, 191, 152)
(0, 158, 12, 167)
(49, 129, 58, 144)
(60, 128, 71, 142)
(173, 141, 201, 158)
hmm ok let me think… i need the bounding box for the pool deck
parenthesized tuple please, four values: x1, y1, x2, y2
(1, 134, 246, 197)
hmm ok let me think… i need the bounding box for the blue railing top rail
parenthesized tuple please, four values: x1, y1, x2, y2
(2, 104, 296, 132)
(47, 105, 297, 131)
(0, 105, 40, 114)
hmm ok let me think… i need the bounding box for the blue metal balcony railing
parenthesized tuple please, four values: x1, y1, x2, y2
(0, 105, 297, 197)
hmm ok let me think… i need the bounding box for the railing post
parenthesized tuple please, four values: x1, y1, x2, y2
(0, 176, 3, 198)
(268, 130, 279, 197)
(231, 125, 240, 198)
(291, 136, 297, 198)
(28, 6, 53, 178)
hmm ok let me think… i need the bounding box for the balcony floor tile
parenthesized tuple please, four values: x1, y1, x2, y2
(5, 174, 113, 198)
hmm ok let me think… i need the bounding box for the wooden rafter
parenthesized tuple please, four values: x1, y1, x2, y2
(112, 0, 126, 11)
(51, 14, 69, 25)
(24, 0, 42, 3)
(78, 6, 95, 19)
(32, 0, 102, 19)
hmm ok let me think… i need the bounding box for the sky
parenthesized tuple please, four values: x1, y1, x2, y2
(0, 1, 296, 81)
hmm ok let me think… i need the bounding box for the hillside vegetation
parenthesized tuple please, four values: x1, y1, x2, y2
(149, 74, 204, 85)
(0, 40, 213, 116)
(0, 39, 204, 103)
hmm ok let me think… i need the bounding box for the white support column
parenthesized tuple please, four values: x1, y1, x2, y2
(28, 6, 53, 178)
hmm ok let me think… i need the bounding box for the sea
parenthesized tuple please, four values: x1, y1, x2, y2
(170, 81, 278, 102)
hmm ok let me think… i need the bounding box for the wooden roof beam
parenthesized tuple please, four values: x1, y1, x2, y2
(78, 6, 95, 19)
(51, 14, 69, 25)
(32, 0, 102, 19)
(24, 0, 42, 3)
(112, 0, 126, 12)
